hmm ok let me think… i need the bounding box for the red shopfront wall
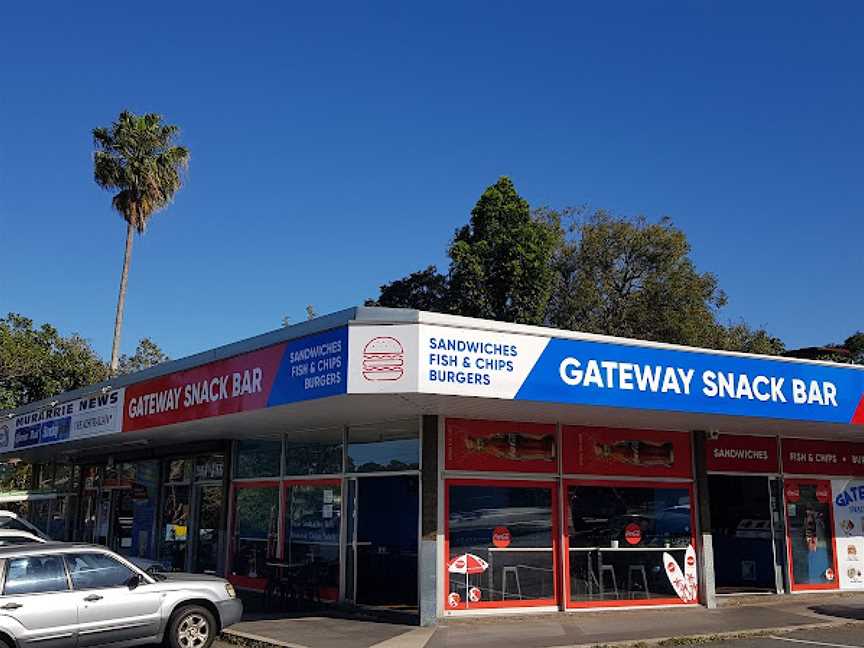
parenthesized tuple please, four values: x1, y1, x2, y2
(562, 427, 695, 608)
(779, 438, 864, 592)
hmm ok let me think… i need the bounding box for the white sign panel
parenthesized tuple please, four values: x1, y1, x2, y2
(417, 324, 549, 398)
(0, 388, 125, 454)
(347, 325, 419, 393)
(832, 478, 864, 590)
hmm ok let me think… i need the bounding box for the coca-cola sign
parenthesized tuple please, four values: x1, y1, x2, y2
(563, 426, 692, 478)
(492, 526, 512, 548)
(445, 419, 557, 473)
(624, 522, 642, 545)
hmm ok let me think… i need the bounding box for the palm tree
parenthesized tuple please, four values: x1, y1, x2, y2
(93, 111, 190, 375)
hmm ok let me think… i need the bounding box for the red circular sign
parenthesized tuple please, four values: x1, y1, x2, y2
(468, 586, 481, 602)
(825, 568, 835, 582)
(447, 592, 461, 608)
(624, 522, 642, 545)
(785, 483, 800, 503)
(687, 554, 696, 567)
(816, 484, 830, 503)
(492, 526, 511, 548)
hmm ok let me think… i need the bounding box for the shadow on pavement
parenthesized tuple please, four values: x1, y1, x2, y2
(808, 604, 864, 621)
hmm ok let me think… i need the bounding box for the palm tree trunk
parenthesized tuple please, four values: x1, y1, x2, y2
(110, 222, 134, 375)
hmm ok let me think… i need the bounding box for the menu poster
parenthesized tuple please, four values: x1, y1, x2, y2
(563, 426, 692, 478)
(832, 478, 864, 590)
(445, 419, 557, 473)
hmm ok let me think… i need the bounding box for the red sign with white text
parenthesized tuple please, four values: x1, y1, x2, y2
(492, 527, 511, 548)
(445, 419, 557, 473)
(123, 344, 286, 432)
(562, 426, 692, 478)
(781, 438, 864, 476)
(705, 435, 779, 473)
(624, 522, 642, 545)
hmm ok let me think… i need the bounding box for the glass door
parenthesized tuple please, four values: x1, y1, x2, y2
(193, 484, 223, 574)
(347, 475, 419, 609)
(784, 479, 839, 590)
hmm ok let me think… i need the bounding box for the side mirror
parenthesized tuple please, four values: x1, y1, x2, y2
(127, 574, 141, 590)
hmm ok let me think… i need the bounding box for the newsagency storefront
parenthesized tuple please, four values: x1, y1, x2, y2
(1, 306, 864, 624)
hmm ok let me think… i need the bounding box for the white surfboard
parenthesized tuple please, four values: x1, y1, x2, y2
(663, 551, 692, 602)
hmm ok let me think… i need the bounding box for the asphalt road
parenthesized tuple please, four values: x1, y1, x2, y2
(675, 626, 864, 648)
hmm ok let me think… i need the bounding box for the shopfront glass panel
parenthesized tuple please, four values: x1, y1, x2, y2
(159, 484, 190, 570)
(786, 480, 837, 588)
(347, 420, 419, 473)
(283, 484, 341, 599)
(232, 486, 279, 586)
(235, 440, 282, 479)
(568, 484, 692, 603)
(284, 428, 343, 476)
(448, 483, 555, 608)
(195, 484, 223, 574)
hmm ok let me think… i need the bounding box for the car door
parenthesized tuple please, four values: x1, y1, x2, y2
(0, 553, 79, 648)
(65, 551, 163, 647)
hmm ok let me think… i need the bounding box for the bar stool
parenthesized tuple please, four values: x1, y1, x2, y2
(599, 564, 618, 599)
(502, 566, 522, 600)
(627, 564, 649, 599)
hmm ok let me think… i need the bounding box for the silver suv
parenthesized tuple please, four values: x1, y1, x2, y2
(0, 542, 242, 648)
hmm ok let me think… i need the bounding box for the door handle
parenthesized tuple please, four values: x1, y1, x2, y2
(83, 594, 103, 602)
(1, 602, 21, 610)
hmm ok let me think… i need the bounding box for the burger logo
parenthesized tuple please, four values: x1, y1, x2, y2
(362, 337, 404, 381)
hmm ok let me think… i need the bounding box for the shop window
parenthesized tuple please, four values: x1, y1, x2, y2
(53, 464, 79, 493)
(282, 483, 341, 599)
(785, 480, 838, 589)
(447, 482, 556, 609)
(165, 459, 190, 483)
(284, 428, 343, 476)
(194, 454, 225, 481)
(0, 461, 33, 491)
(235, 440, 282, 479)
(36, 463, 54, 490)
(347, 420, 419, 473)
(232, 485, 279, 588)
(159, 483, 191, 570)
(567, 483, 693, 605)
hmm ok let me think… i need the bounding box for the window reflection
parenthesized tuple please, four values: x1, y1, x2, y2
(235, 440, 282, 478)
(568, 484, 692, 602)
(283, 484, 341, 600)
(448, 484, 555, 607)
(285, 428, 343, 476)
(347, 421, 419, 473)
(232, 486, 279, 586)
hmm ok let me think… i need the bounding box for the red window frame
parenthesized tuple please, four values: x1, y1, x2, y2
(562, 478, 698, 608)
(227, 480, 280, 591)
(444, 478, 559, 611)
(783, 478, 839, 592)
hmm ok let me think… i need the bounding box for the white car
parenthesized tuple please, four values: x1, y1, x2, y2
(0, 510, 165, 574)
(0, 542, 242, 648)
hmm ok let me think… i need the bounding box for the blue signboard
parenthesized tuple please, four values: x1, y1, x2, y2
(268, 327, 348, 406)
(515, 337, 864, 425)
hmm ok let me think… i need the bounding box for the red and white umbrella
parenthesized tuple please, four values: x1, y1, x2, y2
(448, 553, 489, 607)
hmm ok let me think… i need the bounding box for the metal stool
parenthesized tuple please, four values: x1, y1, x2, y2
(502, 566, 522, 600)
(599, 564, 618, 599)
(627, 564, 649, 598)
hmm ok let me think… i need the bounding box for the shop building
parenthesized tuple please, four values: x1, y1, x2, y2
(1, 307, 863, 624)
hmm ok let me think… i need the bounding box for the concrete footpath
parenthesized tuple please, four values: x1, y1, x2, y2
(217, 593, 864, 648)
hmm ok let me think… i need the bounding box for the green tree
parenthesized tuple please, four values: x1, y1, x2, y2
(0, 313, 106, 410)
(366, 265, 449, 312)
(845, 332, 864, 364)
(448, 177, 562, 324)
(117, 337, 170, 375)
(545, 209, 783, 353)
(93, 111, 190, 375)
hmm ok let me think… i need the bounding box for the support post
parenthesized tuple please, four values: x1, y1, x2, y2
(419, 415, 439, 626)
(693, 430, 717, 608)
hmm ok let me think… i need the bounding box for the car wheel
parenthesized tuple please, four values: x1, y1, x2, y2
(167, 604, 216, 648)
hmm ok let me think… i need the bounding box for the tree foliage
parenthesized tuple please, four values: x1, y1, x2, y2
(0, 313, 106, 410)
(368, 177, 561, 324)
(117, 337, 170, 375)
(367, 179, 787, 355)
(448, 177, 562, 324)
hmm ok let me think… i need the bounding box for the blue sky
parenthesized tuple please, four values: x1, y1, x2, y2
(1, 2, 862, 360)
